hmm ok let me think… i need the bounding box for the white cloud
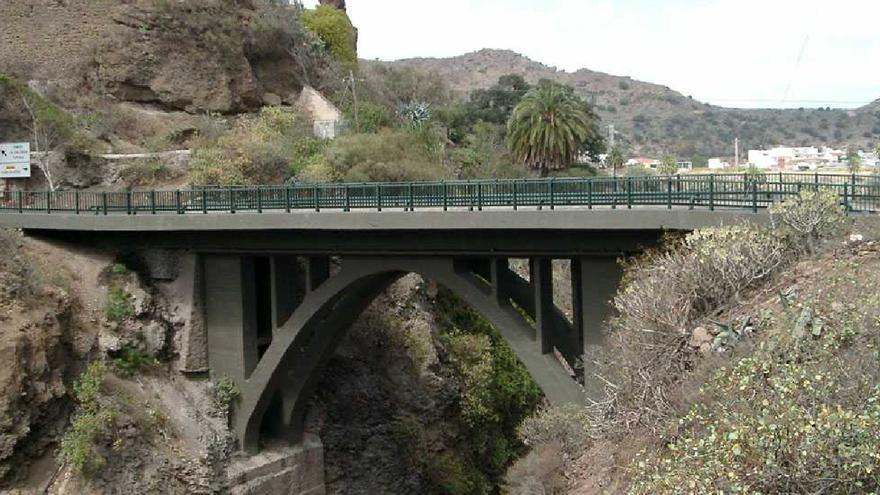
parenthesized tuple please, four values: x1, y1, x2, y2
(303, 0, 880, 108)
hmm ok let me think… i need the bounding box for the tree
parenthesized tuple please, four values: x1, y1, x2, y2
(847, 146, 863, 173)
(607, 147, 626, 177)
(301, 5, 357, 67)
(658, 155, 678, 175)
(506, 81, 604, 176)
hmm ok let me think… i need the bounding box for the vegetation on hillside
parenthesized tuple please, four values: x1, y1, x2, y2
(59, 362, 116, 477)
(392, 288, 542, 494)
(519, 189, 880, 492)
(190, 107, 323, 185)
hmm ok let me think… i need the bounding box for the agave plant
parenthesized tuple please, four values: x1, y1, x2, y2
(398, 101, 431, 129)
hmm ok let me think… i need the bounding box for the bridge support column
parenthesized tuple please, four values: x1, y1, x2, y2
(571, 257, 623, 399)
(490, 258, 511, 304)
(530, 258, 554, 354)
(270, 255, 300, 332)
(204, 255, 260, 383)
(305, 256, 330, 292)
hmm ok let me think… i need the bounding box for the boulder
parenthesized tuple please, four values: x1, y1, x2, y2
(688, 326, 712, 349)
(262, 92, 283, 107)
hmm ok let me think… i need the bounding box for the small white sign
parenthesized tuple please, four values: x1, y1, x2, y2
(0, 142, 31, 178)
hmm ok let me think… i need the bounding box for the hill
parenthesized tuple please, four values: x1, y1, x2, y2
(383, 49, 880, 161)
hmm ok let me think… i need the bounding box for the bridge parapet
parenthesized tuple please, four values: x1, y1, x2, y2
(1, 173, 877, 216)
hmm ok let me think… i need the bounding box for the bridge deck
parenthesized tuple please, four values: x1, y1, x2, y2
(0, 205, 767, 232)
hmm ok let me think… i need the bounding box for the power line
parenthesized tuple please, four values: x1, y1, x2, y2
(780, 35, 810, 107)
(703, 98, 872, 106)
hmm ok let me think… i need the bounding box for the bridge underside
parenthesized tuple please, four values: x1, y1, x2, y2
(201, 253, 623, 453)
(15, 217, 684, 453)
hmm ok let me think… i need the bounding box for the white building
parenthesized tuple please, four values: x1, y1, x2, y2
(707, 158, 730, 170)
(747, 146, 842, 170)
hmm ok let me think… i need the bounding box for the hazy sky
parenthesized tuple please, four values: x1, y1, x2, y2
(302, 0, 879, 109)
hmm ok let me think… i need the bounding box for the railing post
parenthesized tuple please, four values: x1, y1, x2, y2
(851, 173, 858, 211)
(313, 185, 319, 212)
(46, 191, 51, 214)
(843, 183, 850, 212)
(256, 187, 263, 213)
(587, 178, 593, 209)
(814, 171, 819, 190)
(343, 185, 350, 212)
(512, 180, 518, 211)
(407, 182, 414, 212)
(611, 176, 617, 209)
(230, 189, 236, 214)
(549, 178, 556, 210)
(126, 190, 132, 215)
(376, 184, 382, 212)
(626, 177, 633, 209)
(102, 192, 108, 215)
(667, 176, 672, 209)
(709, 174, 715, 211)
(752, 179, 758, 213)
(150, 190, 156, 214)
(175, 189, 182, 214)
(75, 190, 80, 215)
(442, 182, 448, 211)
(477, 182, 483, 211)
(285, 186, 291, 213)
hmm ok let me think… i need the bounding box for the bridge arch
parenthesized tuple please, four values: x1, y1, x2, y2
(230, 256, 587, 453)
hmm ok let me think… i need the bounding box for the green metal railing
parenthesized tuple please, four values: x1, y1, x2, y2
(1, 174, 879, 215)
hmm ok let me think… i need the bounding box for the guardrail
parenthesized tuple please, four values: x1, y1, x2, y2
(1, 173, 879, 215)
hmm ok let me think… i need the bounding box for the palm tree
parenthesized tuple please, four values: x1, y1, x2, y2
(507, 81, 602, 176)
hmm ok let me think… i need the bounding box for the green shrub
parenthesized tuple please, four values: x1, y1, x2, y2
(213, 375, 240, 419)
(302, 5, 357, 67)
(59, 362, 116, 478)
(105, 285, 134, 322)
(323, 129, 451, 182)
(112, 348, 158, 377)
(190, 107, 320, 185)
(623, 165, 658, 177)
(770, 187, 846, 253)
(390, 415, 487, 495)
(434, 289, 542, 485)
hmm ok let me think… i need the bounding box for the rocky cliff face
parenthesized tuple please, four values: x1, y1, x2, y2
(1, 0, 330, 114)
(0, 232, 80, 486)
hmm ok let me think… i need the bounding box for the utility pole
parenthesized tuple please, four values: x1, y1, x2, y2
(734, 137, 740, 167)
(344, 70, 361, 133)
(608, 124, 615, 149)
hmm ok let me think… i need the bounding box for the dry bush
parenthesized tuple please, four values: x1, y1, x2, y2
(518, 404, 599, 461)
(616, 226, 786, 335)
(604, 225, 787, 431)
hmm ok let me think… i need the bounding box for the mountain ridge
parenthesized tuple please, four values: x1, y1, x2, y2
(382, 49, 879, 160)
